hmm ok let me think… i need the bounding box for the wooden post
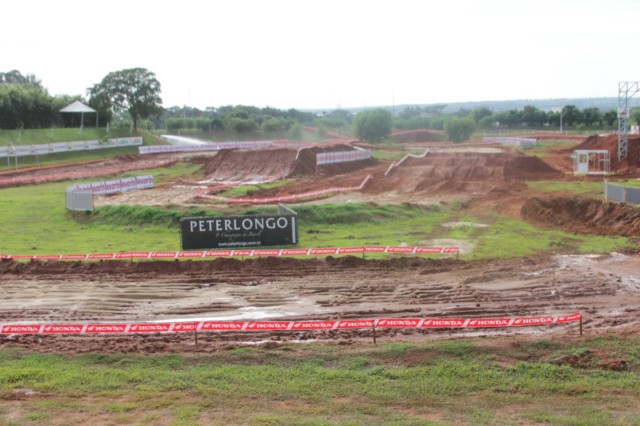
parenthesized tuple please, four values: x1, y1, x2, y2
(372, 323, 377, 345)
(579, 315, 583, 336)
(194, 329, 199, 347)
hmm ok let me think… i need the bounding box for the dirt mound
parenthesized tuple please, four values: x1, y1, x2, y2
(392, 129, 444, 143)
(569, 134, 640, 175)
(200, 145, 376, 184)
(368, 152, 561, 195)
(521, 196, 640, 236)
(202, 149, 298, 183)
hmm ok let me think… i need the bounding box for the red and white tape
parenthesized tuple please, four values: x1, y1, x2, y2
(0, 245, 459, 261)
(0, 313, 581, 335)
(196, 175, 372, 204)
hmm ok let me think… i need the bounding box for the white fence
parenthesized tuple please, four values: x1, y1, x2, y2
(0, 137, 142, 158)
(482, 137, 537, 148)
(65, 175, 154, 211)
(316, 150, 372, 166)
(66, 175, 155, 195)
(604, 180, 640, 205)
(139, 140, 274, 155)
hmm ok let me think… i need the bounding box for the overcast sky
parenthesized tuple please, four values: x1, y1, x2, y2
(3, 0, 639, 110)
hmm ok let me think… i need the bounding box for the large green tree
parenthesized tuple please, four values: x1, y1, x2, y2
(353, 108, 393, 143)
(87, 68, 162, 130)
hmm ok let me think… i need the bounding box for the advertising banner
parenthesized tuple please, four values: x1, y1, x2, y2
(180, 215, 298, 249)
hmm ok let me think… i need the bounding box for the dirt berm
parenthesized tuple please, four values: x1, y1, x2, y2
(522, 196, 640, 236)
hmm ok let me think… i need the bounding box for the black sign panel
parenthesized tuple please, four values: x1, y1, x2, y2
(180, 215, 298, 250)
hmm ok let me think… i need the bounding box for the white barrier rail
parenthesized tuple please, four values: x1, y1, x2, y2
(0, 137, 142, 158)
(385, 149, 430, 176)
(139, 140, 274, 155)
(316, 150, 372, 166)
(66, 175, 155, 195)
(482, 137, 536, 147)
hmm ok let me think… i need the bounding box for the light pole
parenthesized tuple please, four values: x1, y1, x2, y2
(560, 107, 567, 133)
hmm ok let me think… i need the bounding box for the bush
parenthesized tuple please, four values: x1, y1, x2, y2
(353, 109, 393, 143)
(444, 117, 476, 143)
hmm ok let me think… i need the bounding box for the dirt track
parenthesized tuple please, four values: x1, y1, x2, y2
(1, 253, 639, 353)
(3, 135, 640, 355)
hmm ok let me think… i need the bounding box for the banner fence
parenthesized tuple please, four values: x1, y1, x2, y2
(0, 245, 460, 261)
(0, 313, 581, 335)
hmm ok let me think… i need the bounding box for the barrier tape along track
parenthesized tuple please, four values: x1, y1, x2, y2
(196, 175, 373, 204)
(0, 313, 581, 335)
(0, 245, 459, 261)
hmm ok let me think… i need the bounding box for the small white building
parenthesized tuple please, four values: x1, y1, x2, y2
(572, 150, 610, 175)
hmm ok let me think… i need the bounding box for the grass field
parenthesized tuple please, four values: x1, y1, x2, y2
(0, 169, 633, 257)
(0, 335, 638, 425)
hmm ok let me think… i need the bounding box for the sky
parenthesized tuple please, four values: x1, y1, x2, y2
(3, 0, 640, 110)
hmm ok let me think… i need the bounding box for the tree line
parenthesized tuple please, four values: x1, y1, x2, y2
(1, 67, 636, 145)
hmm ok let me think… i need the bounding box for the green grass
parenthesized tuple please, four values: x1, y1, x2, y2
(526, 180, 606, 196)
(0, 176, 633, 257)
(0, 335, 639, 425)
(463, 214, 631, 259)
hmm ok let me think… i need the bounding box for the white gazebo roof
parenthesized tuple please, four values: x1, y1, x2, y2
(59, 101, 96, 113)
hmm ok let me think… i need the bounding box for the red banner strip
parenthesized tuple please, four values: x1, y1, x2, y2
(0, 314, 581, 335)
(2, 246, 459, 262)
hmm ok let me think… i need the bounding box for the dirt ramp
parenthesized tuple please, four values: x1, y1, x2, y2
(392, 129, 444, 143)
(370, 152, 560, 194)
(522, 196, 640, 236)
(290, 144, 374, 177)
(202, 149, 298, 183)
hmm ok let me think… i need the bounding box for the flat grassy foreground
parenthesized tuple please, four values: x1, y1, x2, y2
(0, 335, 639, 425)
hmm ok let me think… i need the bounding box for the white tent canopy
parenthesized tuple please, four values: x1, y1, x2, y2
(59, 101, 98, 132)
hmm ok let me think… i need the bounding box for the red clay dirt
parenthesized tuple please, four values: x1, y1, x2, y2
(522, 197, 640, 237)
(1, 253, 639, 354)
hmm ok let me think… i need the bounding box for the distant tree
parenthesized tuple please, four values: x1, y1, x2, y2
(522, 105, 546, 127)
(630, 107, 640, 126)
(0, 83, 53, 129)
(262, 117, 292, 132)
(562, 105, 581, 127)
(87, 68, 163, 130)
(472, 107, 493, 122)
(444, 117, 476, 143)
(353, 109, 393, 143)
(316, 122, 328, 138)
(399, 106, 423, 119)
(581, 107, 601, 127)
(0, 69, 42, 88)
(603, 110, 618, 127)
(317, 109, 354, 129)
(288, 123, 303, 140)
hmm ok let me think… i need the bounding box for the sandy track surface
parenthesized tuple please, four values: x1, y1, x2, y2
(1, 253, 639, 353)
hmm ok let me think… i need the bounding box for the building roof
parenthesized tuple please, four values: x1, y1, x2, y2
(59, 101, 97, 113)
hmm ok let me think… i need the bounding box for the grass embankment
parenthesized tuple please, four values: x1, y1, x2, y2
(0, 128, 166, 171)
(0, 169, 633, 256)
(0, 335, 639, 425)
